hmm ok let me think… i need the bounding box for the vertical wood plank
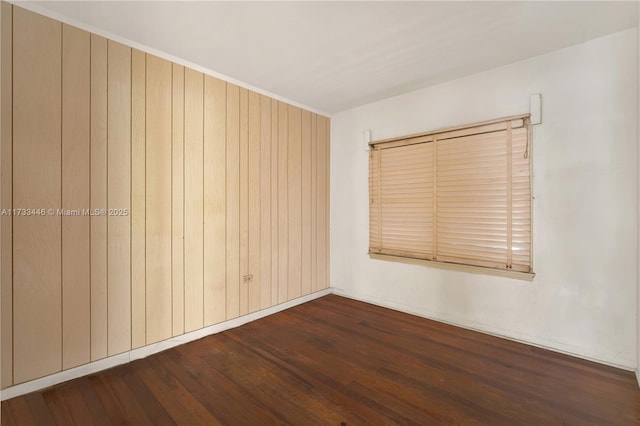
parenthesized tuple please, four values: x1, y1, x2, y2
(12, 7, 62, 382)
(310, 114, 317, 293)
(287, 105, 302, 301)
(145, 54, 172, 344)
(107, 40, 131, 355)
(239, 88, 249, 316)
(90, 34, 108, 361)
(248, 91, 261, 313)
(270, 102, 279, 306)
(171, 64, 185, 336)
(62, 24, 91, 369)
(316, 115, 328, 291)
(325, 118, 331, 289)
(203, 76, 226, 326)
(300, 110, 312, 296)
(184, 68, 204, 332)
(1, 0, 13, 389)
(131, 49, 146, 349)
(226, 84, 240, 320)
(259, 95, 272, 310)
(277, 102, 288, 304)
(318, 116, 329, 289)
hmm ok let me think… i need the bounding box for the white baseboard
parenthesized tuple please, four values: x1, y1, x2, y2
(0, 288, 331, 401)
(332, 287, 635, 372)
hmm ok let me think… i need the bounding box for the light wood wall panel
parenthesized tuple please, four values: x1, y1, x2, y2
(172, 64, 185, 336)
(12, 7, 62, 383)
(90, 34, 108, 361)
(325, 118, 331, 289)
(145, 54, 172, 344)
(317, 116, 330, 290)
(226, 84, 240, 320)
(248, 91, 261, 313)
(277, 102, 288, 304)
(1, 0, 13, 388)
(239, 88, 249, 316)
(203, 76, 226, 326)
(131, 49, 146, 349)
(288, 106, 302, 301)
(107, 40, 131, 356)
(62, 24, 91, 369)
(2, 5, 330, 388)
(259, 95, 272, 310)
(310, 115, 318, 293)
(184, 68, 204, 332)
(270, 102, 279, 306)
(301, 110, 312, 296)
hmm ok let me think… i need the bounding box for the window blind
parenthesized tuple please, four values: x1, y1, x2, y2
(369, 115, 532, 273)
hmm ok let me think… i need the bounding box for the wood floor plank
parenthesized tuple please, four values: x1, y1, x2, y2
(102, 368, 155, 425)
(0, 402, 16, 426)
(60, 382, 94, 426)
(5, 397, 35, 425)
(145, 354, 222, 425)
(68, 378, 111, 426)
(135, 359, 211, 425)
(40, 389, 71, 425)
(120, 363, 176, 425)
(87, 374, 130, 425)
(2, 295, 639, 425)
(24, 393, 56, 426)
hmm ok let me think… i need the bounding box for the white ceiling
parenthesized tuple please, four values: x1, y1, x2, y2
(25, 1, 638, 114)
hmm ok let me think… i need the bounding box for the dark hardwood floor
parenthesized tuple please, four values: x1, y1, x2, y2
(2, 294, 639, 425)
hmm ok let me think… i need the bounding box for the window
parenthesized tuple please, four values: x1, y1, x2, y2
(369, 115, 532, 276)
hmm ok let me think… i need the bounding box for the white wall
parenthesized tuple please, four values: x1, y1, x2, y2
(331, 29, 638, 369)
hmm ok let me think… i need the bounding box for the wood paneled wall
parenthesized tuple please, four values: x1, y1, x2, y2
(0, 4, 330, 388)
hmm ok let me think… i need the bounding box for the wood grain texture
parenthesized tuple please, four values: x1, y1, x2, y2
(316, 115, 329, 290)
(301, 110, 312, 297)
(3, 295, 638, 425)
(277, 102, 288, 304)
(259, 95, 272, 310)
(310, 114, 317, 293)
(171, 63, 185, 336)
(107, 41, 131, 356)
(12, 7, 62, 383)
(184, 68, 204, 332)
(145, 54, 172, 344)
(131, 48, 146, 349)
(239, 88, 249, 316)
(62, 24, 91, 369)
(270, 101, 279, 306)
(248, 91, 261, 313)
(89, 34, 108, 361)
(226, 84, 240, 320)
(1, 0, 13, 389)
(287, 105, 302, 301)
(203, 75, 226, 326)
(324, 118, 330, 289)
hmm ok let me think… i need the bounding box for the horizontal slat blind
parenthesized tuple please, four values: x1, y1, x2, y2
(370, 143, 434, 259)
(369, 116, 532, 273)
(369, 147, 380, 251)
(437, 131, 508, 269)
(511, 127, 531, 272)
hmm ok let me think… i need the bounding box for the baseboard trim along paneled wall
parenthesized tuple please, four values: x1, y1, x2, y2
(0, 3, 330, 389)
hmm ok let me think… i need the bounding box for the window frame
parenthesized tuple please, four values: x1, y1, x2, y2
(368, 114, 534, 280)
